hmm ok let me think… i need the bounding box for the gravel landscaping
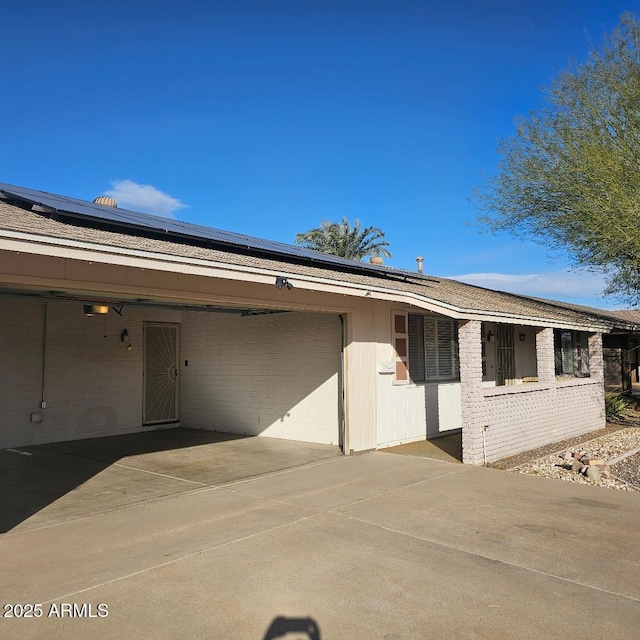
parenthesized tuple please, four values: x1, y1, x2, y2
(611, 452, 640, 488)
(512, 427, 640, 490)
(489, 397, 640, 492)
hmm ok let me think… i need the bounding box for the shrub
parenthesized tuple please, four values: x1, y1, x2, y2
(605, 393, 628, 421)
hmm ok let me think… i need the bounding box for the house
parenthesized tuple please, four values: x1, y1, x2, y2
(518, 301, 640, 393)
(1, 182, 637, 464)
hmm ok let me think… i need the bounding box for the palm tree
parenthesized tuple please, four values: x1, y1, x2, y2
(295, 217, 392, 261)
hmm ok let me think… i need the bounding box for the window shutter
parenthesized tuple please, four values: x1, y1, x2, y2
(437, 318, 454, 378)
(422, 317, 437, 379)
(406, 314, 459, 382)
(408, 314, 425, 382)
(392, 311, 409, 383)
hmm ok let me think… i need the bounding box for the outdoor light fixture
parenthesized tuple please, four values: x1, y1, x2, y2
(486, 330, 494, 342)
(83, 304, 109, 317)
(275, 276, 293, 290)
(519, 333, 526, 342)
(121, 328, 132, 350)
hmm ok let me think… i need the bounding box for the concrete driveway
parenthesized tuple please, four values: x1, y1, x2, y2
(1, 429, 342, 533)
(1, 431, 639, 639)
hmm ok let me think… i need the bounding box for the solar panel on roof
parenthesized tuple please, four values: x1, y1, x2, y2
(0, 181, 405, 275)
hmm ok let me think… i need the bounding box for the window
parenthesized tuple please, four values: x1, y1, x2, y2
(496, 324, 516, 386)
(554, 330, 590, 377)
(407, 314, 458, 382)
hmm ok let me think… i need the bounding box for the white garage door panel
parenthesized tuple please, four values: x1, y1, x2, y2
(180, 312, 341, 445)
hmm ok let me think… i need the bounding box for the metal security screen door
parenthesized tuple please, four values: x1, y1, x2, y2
(143, 323, 179, 424)
(496, 324, 516, 386)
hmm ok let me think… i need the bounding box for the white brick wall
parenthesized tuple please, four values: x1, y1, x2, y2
(536, 328, 556, 384)
(180, 311, 341, 445)
(460, 323, 606, 464)
(0, 297, 182, 448)
(480, 381, 605, 462)
(1, 299, 341, 448)
(0, 297, 44, 446)
(459, 320, 485, 464)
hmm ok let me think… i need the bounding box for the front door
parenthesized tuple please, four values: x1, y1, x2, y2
(143, 323, 179, 424)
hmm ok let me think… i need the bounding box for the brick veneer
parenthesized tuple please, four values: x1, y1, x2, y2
(536, 327, 555, 384)
(459, 320, 485, 465)
(460, 322, 606, 465)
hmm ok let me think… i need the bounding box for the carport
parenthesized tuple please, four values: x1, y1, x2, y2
(1, 428, 342, 533)
(1, 294, 345, 452)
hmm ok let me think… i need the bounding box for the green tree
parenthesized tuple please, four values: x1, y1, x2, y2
(476, 12, 640, 304)
(295, 217, 392, 261)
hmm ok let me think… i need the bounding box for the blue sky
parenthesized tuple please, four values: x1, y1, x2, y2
(1, 1, 634, 307)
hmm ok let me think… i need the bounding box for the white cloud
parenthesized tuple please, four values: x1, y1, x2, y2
(105, 179, 188, 218)
(449, 269, 608, 301)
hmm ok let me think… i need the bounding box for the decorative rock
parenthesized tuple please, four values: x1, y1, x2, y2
(513, 427, 640, 492)
(586, 466, 602, 481)
(571, 461, 583, 472)
(585, 458, 605, 466)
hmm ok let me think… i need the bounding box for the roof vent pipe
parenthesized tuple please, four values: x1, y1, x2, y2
(416, 256, 424, 273)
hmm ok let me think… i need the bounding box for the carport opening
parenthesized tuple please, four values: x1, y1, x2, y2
(2, 293, 345, 454)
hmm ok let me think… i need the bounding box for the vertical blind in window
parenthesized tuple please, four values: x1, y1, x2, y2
(436, 318, 454, 378)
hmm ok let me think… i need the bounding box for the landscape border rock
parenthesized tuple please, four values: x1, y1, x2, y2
(510, 427, 640, 491)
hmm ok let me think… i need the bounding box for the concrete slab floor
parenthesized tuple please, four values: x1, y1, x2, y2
(383, 432, 462, 463)
(1, 450, 639, 639)
(0, 428, 342, 533)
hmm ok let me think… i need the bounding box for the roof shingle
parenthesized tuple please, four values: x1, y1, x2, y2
(0, 195, 637, 331)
